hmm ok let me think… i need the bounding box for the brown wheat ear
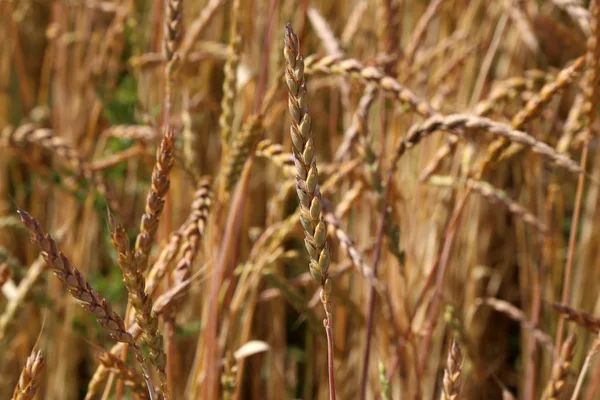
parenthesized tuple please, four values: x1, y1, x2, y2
(108, 212, 167, 394)
(17, 208, 156, 399)
(440, 339, 463, 400)
(12, 349, 44, 400)
(541, 333, 577, 400)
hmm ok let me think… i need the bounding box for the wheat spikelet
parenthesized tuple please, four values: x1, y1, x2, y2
(440, 339, 463, 400)
(400, 114, 583, 175)
(219, 0, 241, 149)
(164, 0, 183, 64)
(541, 333, 577, 400)
(11, 349, 44, 400)
(284, 25, 332, 290)
(552, 302, 600, 332)
(224, 115, 264, 190)
(17, 209, 155, 398)
(171, 178, 212, 297)
(108, 213, 167, 394)
(304, 55, 435, 118)
(134, 128, 175, 273)
(145, 229, 184, 298)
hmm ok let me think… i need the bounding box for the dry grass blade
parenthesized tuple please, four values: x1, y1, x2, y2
(400, 113, 583, 175)
(541, 333, 577, 400)
(11, 349, 44, 400)
(440, 339, 463, 400)
(552, 302, 600, 333)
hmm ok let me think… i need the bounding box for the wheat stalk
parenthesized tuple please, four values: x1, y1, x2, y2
(284, 24, 336, 400)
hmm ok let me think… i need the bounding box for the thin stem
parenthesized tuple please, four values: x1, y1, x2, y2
(360, 169, 392, 400)
(323, 305, 337, 400)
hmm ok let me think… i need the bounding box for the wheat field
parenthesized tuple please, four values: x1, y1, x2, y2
(2, 0, 600, 399)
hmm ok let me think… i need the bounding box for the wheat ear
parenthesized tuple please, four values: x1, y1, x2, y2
(108, 213, 167, 394)
(11, 349, 44, 400)
(284, 24, 336, 400)
(541, 333, 577, 400)
(219, 0, 241, 149)
(17, 209, 155, 399)
(400, 113, 583, 175)
(440, 339, 463, 400)
(552, 302, 600, 333)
